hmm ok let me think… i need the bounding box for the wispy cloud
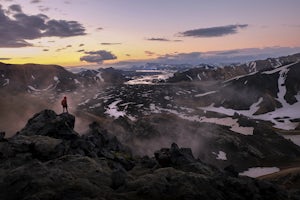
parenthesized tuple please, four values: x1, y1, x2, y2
(146, 37, 183, 42)
(80, 50, 117, 63)
(55, 44, 73, 52)
(38, 6, 50, 12)
(145, 51, 156, 57)
(146, 37, 170, 42)
(0, 4, 86, 48)
(178, 24, 248, 38)
(100, 42, 121, 45)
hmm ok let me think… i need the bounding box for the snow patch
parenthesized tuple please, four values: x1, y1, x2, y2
(249, 61, 257, 72)
(78, 99, 90, 106)
(283, 135, 300, 147)
(96, 72, 105, 82)
(89, 103, 102, 109)
(105, 100, 126, 118)
(74, 79, 80, 84)
(28, 84, 54, 92)
(156, 107, 254, 135)
(195, 91, 216, 97)
(276, 65, 290, 107)
(186, 75, 193, 81)
(2, 79, 9, 86)
(199, 95, 300, 130)
(197, 74, 202, 80)
(239, 167, 280, 178)
(126, 70, 174, 85)
(213, 151, 227, 160)
(54, 76, 59, 82)
(164, 96, 171, 100)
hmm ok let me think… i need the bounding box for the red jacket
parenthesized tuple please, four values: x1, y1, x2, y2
(61, 98, 67, 107)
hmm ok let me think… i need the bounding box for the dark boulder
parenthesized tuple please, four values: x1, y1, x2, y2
(154, 143, 216, 175)
(19, 110, 78, 140)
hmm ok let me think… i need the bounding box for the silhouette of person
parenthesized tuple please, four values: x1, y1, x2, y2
(61, 96, 68, 113)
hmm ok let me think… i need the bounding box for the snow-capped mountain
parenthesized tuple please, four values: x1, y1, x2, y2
(0, 62, 83, 93)
(167, 53, 300, 82)
(0, 63, 127, 94)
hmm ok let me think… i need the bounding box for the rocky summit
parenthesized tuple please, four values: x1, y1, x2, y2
(0, 110, 299, 200)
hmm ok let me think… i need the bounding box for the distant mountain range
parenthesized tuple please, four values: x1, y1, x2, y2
(167, 53, 300, 82)
(0, 63, 126, 94)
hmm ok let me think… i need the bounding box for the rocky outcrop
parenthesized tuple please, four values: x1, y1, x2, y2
(19, 110, 78, 140)
(0, 110, 299, 200)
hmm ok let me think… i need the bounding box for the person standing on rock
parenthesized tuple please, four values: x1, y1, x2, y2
(61, 96, 68, 113)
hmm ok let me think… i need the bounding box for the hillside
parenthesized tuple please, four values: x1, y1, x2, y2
(0, 110, 299, 200)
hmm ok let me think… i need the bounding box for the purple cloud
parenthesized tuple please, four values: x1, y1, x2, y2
(80, 50, 117, 63)
(179, 24, 248, 38)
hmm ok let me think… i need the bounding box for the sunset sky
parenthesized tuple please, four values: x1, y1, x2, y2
(0, 0, 300, 67)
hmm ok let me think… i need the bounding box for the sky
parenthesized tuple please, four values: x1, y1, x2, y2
(0, 0, 300, 67)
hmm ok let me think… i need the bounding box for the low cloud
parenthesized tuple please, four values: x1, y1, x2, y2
(8, 4, 22, 12)
(77, 49, 85, 53)
(43, 49, 49, 51)
(79, 43, 84, 47)
(80, 50, 117, 64)
(178, 24, 248, 38)
(30, 0, 42, 3)
(145, 51, 156, 57)
(0, 57, 11, 60)
(154, 46, 300, 64)
(100, 42, 121, 45)
(146, 37, 182, 42)
(55, 44, 72, 52)
(0, 4, 86, 48)
(146, 37, 170, 42)
(38, 6, 50, 12)
(146, 37, 183, 42)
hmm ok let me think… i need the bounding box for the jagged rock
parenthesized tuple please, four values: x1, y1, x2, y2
(0, 132, 5, 140)
(10, 135, 63, 161)
(224, 165, 239, 177)
(154, 143, 216, 175)
(111, 168, 127, 190)
(0, 110, 299, 200)
(19, 110, 78, 139)
(0, 155, 113, 200)
(120, 167, 291, 200)
(296, 123, 300, 130)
